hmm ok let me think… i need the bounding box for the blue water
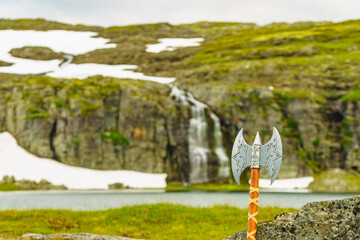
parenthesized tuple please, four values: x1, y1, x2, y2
(0, 190, 357, 210)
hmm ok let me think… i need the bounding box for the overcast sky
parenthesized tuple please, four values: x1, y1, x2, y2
(0, 0, 359, 27)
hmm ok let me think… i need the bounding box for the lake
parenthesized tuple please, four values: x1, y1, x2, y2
(0, 190, 357, 210)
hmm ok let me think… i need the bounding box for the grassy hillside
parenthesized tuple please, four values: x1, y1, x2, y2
(1, 19, 360, 181)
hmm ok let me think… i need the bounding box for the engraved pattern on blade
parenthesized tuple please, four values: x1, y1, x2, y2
(231, 129, 252, 185)
(251, 144, 261, 169)
(260, 127, 283, 184)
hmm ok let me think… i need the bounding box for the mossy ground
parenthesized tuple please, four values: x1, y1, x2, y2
(0, 176, 67, 191)
(0, 60, 13, 66)
(0, 204, 296, 240)
(309, 168, 360, 193)
(0, 183, 24, 191)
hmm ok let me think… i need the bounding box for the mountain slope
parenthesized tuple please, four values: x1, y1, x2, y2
(0, 19, 359, 183)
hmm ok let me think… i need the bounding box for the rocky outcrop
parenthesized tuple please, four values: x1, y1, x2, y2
(224, 196, 360, 240)
(1, 175, 67, 190)
(1, 19, 360, 183)
(0, 74, 206, 183)
(20, 233, 142, 240)
(9, 46, 65, 61)
(0, 60, 13, 66)
(184, 84, 360, 179)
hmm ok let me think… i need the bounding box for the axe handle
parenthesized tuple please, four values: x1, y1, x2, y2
(247, 168, 260, 240)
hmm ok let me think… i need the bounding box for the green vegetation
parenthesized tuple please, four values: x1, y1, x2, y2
(0, 18, 101, 31)
(0, 74, 170, 119)
(0, 176, 67, 191)
(309, 168, 360, 193)
(0, 183, 24, 191)
(274, 89, 326, 103)
(178, 20, 360, 94)
(341, 90, 360, 101)
(26, 107, 50, 119)
(166, 182, 249, 192)
(312, 137, 321, 148)
(0, 204, 296, 240)
(54, 100, 63, 108)
(1, 18, 360, 185)
(101, 130, 130, 146)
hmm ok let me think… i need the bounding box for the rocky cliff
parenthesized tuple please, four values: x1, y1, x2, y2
(0, 73, 229, 183)
(1, 19, 360, 183)
(224, 196, 360, 240)
(0, 74, 190, 182)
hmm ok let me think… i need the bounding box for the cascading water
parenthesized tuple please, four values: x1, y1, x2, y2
(59, 53, 74, 68)
(210, 113, 230, 178)
(170, 85, 230, 184)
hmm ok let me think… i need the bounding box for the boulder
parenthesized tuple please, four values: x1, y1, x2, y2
(224, 196, 360, 240)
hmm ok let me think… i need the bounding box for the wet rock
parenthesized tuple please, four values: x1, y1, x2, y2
(224, 196, 360, 240)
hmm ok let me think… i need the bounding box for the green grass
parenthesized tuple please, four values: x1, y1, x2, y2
(341, 90, 360, 101)
(0, 204, 297, 240)
(0, 183, 24, 191)
(101, 130, 130, 146)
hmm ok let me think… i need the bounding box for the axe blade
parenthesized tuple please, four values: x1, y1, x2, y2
(260, 127, 283, 184)
(231, 129, 252, 185)
(231, 127, 283, 185)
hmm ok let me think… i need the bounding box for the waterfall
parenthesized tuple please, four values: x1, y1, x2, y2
(210, 113, 230, 178)
(59, 53, 74, 68)
(170, 85, 229, 184)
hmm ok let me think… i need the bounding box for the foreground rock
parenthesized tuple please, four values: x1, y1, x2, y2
(224, 196, 360, 240)
(20, 233, 143, 240)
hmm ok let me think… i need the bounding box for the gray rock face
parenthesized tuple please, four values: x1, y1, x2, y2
(0, 74, 228, 184)
(20, 233, 142, 240)
(0, 75, 189, 183)
(224, 196, 360, 240)
(187, 83, 360, 179)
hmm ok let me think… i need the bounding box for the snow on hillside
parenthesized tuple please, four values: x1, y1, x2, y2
(48, 63, 175, 83)
(0, 30, 175, 83)
(146, 38, 204, 53)
(259, 177, 314, 191)
(0, 132, 167, 189)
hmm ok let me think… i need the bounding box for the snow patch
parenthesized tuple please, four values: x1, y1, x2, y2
(258, 177, 314, 190)
(0, 132, 167, 189)
(0, 30, 174, 83)
(48, 63, 175, 83)
(146, 38, 204, 53)
(0, 30, 115, 56)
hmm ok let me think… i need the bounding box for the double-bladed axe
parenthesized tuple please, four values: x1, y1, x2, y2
(231, 127, 283, 240)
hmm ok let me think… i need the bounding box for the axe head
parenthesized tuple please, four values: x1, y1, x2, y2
(231, 127, 283, 185)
